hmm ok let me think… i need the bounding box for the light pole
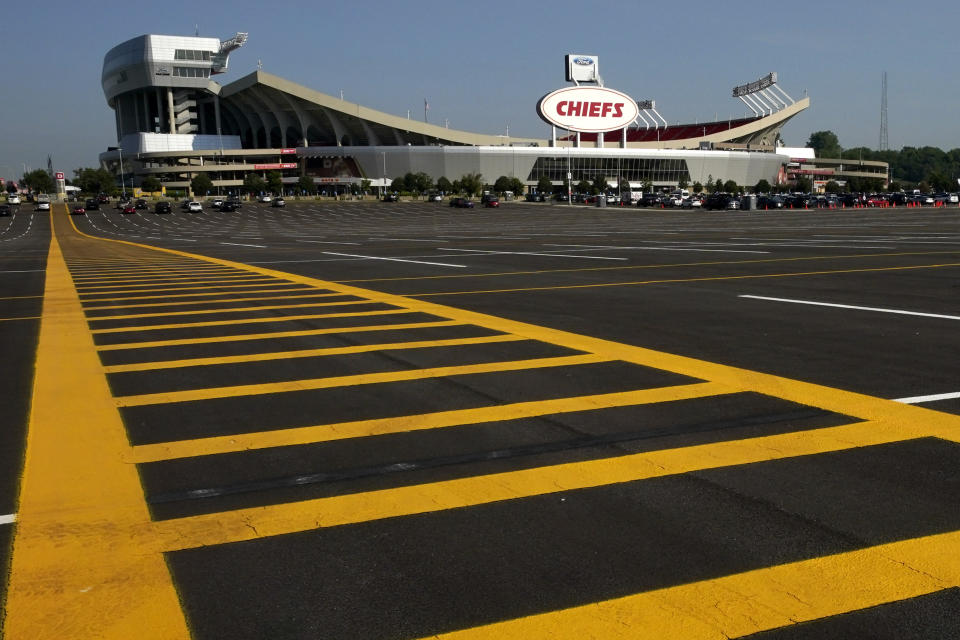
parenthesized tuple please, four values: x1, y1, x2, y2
(381, 151, 386, 198)
(108, 146, 125, 199)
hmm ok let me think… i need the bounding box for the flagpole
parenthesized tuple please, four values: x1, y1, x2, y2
(424, 98, 428, 123)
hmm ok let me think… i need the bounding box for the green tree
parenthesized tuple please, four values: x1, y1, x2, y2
(459, 172, 483, 196)
(493, 176, 512, 195)
(73, 167, 116, 195)
(754, 179, 772, 193)
(412, 172, 433, 195)
(576, 179, 591, 196)
(6, 182, 17, 194)
(243, 173, 266, 196)
(692, 181, 703, 194)
(451, 179, 462, 194)
(723, 179, 738, 193)
(297, 175, 315, 195)
(714, 179, 724, 193)
(824, 180, 841, 194)
(22, 169, 54, 194)
(927, 170, 953, 192)
(266, 170, 284, 195)
(391, 176, 406, 192)
(794, 176, 813, 192)
(591, 176, 609, 195)
(537, 175, 554, 196)
(677, 177, 689, 189)
(360, 179, 371, 195)
(806, 131, 841, 158)
(141, 176, 162, 193)
(436, 176, 453, 194)
(191, 173, 214, 197)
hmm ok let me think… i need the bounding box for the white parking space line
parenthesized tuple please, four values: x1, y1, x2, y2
(739, 295, 960, 321)
(546, 244, 770, 255)
(894, 391, 960, 404)
(441, 248, 627, 261)
(321, 251, 466, 268)
(0, 513, 15, 526)
(371, 238, 447, 243)
(219, 242, 268, 248)
(295, 240, 361, 245)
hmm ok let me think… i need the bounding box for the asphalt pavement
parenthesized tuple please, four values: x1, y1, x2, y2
(3, 199, 960, 639)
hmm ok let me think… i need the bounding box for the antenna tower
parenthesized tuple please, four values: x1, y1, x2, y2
(879, 71, 889, 151)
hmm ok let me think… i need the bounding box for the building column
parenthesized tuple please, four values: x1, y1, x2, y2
(155, 88, 163, 133)
(167, 88, 175, 134)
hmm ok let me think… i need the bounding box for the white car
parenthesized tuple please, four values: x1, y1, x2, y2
(7, 194, 20, 205)
(211, 198, 224, 208)
(187, 201, 203, 212)
(36, 201, 50, 211)
(258, 195, 272, 203)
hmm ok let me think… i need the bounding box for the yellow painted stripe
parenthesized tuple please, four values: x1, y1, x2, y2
(95, 319, 465, 351)
(5, 209, 189, 639)
(115, 353, 607, 407)
(104, 333, 523, 373)
(89, 307, 413, 334)
(79, 286, 318, 303)
(422, 533, 960, 639)
(76, 276, 275, 291)
(76, 280, 284, 296)
(89, 298, 376, 321)
(70, 268, 238, 281)
(73, 273, 262, 286)
(81, 291, 347, 310)
(153, 418, 909, 551)
(402, 262, 960, 297)
(127, 382, 733, 463)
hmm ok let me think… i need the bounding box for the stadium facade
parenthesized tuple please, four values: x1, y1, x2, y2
(100, 33, 810, 195)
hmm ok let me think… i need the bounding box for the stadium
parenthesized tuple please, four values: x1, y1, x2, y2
(99, 33, 811, 195)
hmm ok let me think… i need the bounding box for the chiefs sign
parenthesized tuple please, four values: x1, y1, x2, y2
(537, 86, 639, 133)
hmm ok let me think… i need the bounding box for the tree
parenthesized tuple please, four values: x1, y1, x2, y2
(391, 176, 406, 192)
(591, 176, 609, 195)
(266, 170, 284, 195)
(436, 176, 453, 194)
(537, 175, 554, 195)
(677, 177, 689, 189)
(692, 181, 703, 194)
(576, 179, 591, 195)
(73, 167, 116, 195)
(714, 179, 724, 193)
(411, 172, 433, 195)
(243, 173, 266, 195)
(754, 179, 771, 194)
(723, 179, 738, 193)
(794, 176, 813, 192)
(806, 131, 841, 158)
(458, 172, 483, 196)
(6, 182, 17, 194)
(191, 173, 214, 197)
(297, 175, 315, 195)
(493, 176, 512, 195)
(824, 180, 841, 193)
(451, 179, 462, 194)
(22, 169, 54, 194)
(141, 176, 162, 193)
(360, 179, 371, 195)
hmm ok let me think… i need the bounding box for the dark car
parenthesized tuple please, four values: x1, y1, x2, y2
(271, 197, 286, 207)
(154, 201, 172, 214)
(0, 205, 10, 217)
(122, 204, 137, 214)
(115, 199, 131, 210)
(134, 199, 147, 210)
(449, 197, 475, 208)
(483, 196, 500, 208)
(382, 193, 399, 202)
(85, 198, 100, 210)
(756, 195, 784, 210)
(638, 193, 663, 207)
(71, 205, 86, 215)
(220, 200, 240, 212)
(97, 194, 109, 204)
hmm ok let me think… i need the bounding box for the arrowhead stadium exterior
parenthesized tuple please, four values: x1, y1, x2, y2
(100, 33, 809, 196)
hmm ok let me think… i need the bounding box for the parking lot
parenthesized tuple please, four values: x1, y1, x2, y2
(3, 199, 960, 638)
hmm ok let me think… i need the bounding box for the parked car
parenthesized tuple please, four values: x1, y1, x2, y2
(525, 193, 546, 202)
(187, 201, 203, 212)
(756, 195, 784, 210)
(154, 201, 172, 214)
(211, 198, 224, 209)
(97, 194, 109, 204)
(382, 193, 399, 202)
(134, 199, 147, 209)
(7, 194, 20, 205)
(483, 196, 500, 208)
(449, 197, 474, 208)
(0, 205, 10, 216)
(271, 197, 285, 207)
(85, 198, 100, 210)
(258, 195, 273, 203)
(219, 200, 239, 212)
(553, 193, 569, 202)
(638, 193, 663, 207)
(122, 204, 137, 214)
(116, 199, 131, 210)
(180, 199, 192, 210)
(71, 205, 86, 215)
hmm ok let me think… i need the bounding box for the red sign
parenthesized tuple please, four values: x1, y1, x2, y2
(55, 172, 64, 180)
(280, 148, 296, 155)
(253, 163, 298, 170)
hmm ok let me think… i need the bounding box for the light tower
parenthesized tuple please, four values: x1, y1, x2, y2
(879, 71, 889, 151)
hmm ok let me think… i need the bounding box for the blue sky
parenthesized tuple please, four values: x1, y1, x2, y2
(1, 0, 956, 182)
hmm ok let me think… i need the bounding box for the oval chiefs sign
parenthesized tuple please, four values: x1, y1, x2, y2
(537, 86, 639, 133)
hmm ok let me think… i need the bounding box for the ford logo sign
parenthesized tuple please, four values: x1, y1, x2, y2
(573, 56, 593, 65)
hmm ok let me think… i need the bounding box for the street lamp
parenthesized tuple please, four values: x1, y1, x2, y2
(108, 146, 125, 199)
